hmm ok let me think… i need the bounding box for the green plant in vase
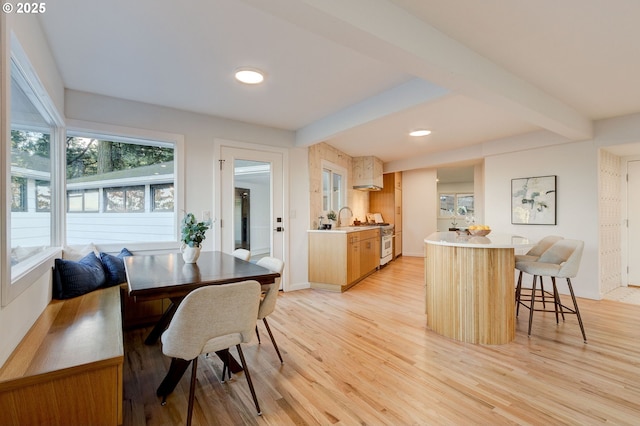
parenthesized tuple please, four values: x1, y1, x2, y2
(180, 212, 212, 263)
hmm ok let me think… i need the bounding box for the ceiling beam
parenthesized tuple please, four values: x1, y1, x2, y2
(240, 0, 593, 141)
(296, 78, 448, 146)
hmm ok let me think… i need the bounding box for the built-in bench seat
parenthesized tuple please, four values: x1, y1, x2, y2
(0, 285, 123, 425)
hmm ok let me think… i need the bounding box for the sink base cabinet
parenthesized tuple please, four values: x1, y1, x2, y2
(309, 230, 380, 292)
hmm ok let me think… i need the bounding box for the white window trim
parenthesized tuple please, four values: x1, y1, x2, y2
(65, 119, 185, 250)
(321, 159, 347, 212)
(3, 33, 65, 306)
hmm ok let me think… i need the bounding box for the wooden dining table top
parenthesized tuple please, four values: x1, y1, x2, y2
(124, 251, 280, 302)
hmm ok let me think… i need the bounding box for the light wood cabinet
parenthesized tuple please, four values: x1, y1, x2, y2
(309, 229, 380, 292)
(370, 172, 403, 258)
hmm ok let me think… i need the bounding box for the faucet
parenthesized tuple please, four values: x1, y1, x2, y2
(337, 206, 353, 227)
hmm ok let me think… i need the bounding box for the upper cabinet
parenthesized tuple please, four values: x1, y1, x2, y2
(353, 156, 383, 191)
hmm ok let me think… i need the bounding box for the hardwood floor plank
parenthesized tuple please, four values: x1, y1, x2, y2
(123, 256, 640, 425)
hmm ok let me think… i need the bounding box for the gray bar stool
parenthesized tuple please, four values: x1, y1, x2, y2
(515, 239, 587, 342)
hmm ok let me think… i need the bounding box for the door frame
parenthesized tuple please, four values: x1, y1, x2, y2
(213, 138, 289, 290)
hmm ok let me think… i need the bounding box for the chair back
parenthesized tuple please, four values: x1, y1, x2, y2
(526, 235, 563, 257)
(256, 257, 284, 320)
(161, 280, 261, 361)
(232, 249, 251, 261)
(538, 239, 584, 278)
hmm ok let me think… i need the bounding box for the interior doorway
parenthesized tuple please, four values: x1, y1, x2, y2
(234, 187, 250, 250)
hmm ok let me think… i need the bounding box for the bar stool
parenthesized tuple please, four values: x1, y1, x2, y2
(515, 235, 563, 314)
(515, 239, 587, 342)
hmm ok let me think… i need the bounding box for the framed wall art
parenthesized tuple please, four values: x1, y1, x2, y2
(511, 175, 556, 225)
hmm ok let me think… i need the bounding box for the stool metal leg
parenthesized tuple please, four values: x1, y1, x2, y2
(527, 275, 537, 337)
(566, 278, 587, 343)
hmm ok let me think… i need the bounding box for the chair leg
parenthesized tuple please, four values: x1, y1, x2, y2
(256, 325, 261, 344)
(515, 271, 523, 316)
(263, 318, 284, 364)
(186, 357, 198, 426)
(551, 277, 566, 322)
(566, 278, 587, 343)
(235, 344, 262, 416)
(539, 276, 547, 308)
(527, 275, 537, 337)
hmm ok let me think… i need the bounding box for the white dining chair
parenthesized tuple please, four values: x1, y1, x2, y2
(160, 280, 262, 425)
(232, 248, 251, 261)
(255, 256, 285, 363)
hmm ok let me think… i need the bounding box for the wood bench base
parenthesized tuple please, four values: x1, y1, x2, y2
(0, 286, 123, 425)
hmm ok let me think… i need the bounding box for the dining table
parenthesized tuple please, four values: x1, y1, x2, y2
(124, 250, 280, 399)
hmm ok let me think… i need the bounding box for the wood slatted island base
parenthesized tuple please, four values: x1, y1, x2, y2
(425, 232, 532, 345)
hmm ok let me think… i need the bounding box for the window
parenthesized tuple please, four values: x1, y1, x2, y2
(152, 183, 174, 211)
(67, 189, 99, 212)
(35, 180, 51, 212)
(322, 161, 346, 213)
(10, 177, 27, 212)
(104, 186, 145, 212)
(9, 55, 58, 276)
(66, 133, 177, 244)
(439, 193, 474, 217)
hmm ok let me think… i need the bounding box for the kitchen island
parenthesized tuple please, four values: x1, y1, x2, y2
(424, 232, 532, 345)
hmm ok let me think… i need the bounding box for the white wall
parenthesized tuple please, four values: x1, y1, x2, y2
(484, 139, 599, 299)
(402, 168, 438, 257)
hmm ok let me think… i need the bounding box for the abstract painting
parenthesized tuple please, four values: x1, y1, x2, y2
(511, 175, 556, 225)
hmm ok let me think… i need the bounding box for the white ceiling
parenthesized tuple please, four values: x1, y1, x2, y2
(37, 0, 640, 165)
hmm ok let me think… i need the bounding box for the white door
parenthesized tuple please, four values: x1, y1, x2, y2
(219, 145, 285, 286)
(628, 160, 640, 285)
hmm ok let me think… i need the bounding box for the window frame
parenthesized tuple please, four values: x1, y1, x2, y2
(439, 192, 475, 218)
(321, 160, 347, 213)
(3, 34, 65, 306)
(65, 121, 185, 249)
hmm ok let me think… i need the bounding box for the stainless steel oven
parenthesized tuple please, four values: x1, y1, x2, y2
(380, 225, 394, 266)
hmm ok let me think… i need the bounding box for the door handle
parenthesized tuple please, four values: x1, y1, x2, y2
(274, 227, 284, 232)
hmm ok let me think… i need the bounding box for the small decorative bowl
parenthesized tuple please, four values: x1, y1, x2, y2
(469, 229, 491, 237)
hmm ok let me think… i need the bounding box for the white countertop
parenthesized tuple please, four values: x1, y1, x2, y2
(308, 226, 380, 234)
(425, 231, 532, 249)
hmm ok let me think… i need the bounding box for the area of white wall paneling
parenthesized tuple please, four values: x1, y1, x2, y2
(598, 149, 622, 295)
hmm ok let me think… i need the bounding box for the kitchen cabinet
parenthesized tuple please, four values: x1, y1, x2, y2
(370, 172, 403, 258)
(308, 228, 380, 292)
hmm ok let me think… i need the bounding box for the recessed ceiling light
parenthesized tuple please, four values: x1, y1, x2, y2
(234, 68, 265, 84)
(410, 129, 431, 137)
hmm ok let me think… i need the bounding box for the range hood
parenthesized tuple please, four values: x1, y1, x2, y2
(353, 156, 383, 191)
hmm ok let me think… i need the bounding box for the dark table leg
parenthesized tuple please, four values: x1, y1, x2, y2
(144, 298, 181, 345)
(157, 357, 191, 398)
(156, 351, 244, 399)
(216, 349, 243, 374)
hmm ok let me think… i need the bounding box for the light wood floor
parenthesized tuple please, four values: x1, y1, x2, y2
(123, 256, 640, 425)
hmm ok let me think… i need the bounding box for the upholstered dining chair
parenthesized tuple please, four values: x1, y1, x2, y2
(515, 235, 563, 312)
(232, 248, 251, 261)
(255, 256, 285, 364)
(160, 280, 262, 425)
(515, 239, 587, 342)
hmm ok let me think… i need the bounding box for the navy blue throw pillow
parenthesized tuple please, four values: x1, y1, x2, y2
(53, 252, 107, 299)
(100, 248, 133, 287)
